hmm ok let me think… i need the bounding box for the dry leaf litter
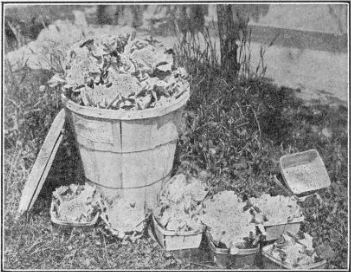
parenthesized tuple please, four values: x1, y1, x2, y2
(154, 174, 208, 232)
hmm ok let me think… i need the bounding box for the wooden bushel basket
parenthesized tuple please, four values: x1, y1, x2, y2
(61, 91, 189, 216)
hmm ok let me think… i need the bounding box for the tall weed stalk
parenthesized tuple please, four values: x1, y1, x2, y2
(174, 22, 220, 74)
(172, 11, 276, 82)
(237, 21, 278, 80)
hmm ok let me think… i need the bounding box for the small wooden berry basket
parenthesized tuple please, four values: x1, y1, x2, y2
(279, 149, 331, 197)
(262, 244, 327, 269)
(263, 216, 305, 241)
(152, 215, 204, 251)
(205, 230, 260, 268)
(50, 198, 99, 227)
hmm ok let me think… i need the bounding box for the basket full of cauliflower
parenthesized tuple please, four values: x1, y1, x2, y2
(152, 173, 208, 251)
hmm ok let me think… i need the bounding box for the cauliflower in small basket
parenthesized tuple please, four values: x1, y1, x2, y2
(51, 183, 99, 225)
(200, 191, 258, 249)
(248, 194, 303, 225)
(154, 173, 208, 232)
(269, 232, 324, 268)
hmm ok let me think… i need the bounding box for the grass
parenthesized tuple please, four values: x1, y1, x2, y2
(3, 11, 349, 270)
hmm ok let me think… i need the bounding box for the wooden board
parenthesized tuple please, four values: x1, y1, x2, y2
(17, 109, 65, 216)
